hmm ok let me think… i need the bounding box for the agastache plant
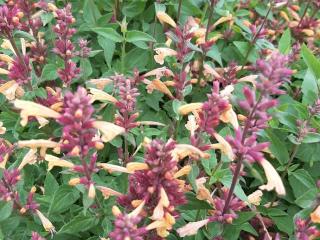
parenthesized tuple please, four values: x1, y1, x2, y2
(223, 52, 292, 214)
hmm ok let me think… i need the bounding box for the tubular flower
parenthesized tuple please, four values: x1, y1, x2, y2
(14, 100, 61, 127)
(57, 87, 97, 156)
(17, 139, 60, 158)
(0, 139, 12, 168)
(198, 82, 229, 135)
(118, 139, 187, 238)
(156, 11, 176, 28)
(0, 5, 22, 35)
(259, 159, 286, 196)
(311, 205, 320, 224)
(36, 210, 56, 235)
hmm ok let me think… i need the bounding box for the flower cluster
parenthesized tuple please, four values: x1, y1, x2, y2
(118, 139, 187, 238)
(0, 169, 20, 202)
(53, 4, 79, 85)
(114, 74, 140, 131)
(198, 81, 229, 135)
(8, 55, 31, 85)
(295, 218, 320, 240)
(57, 87, 96, 156)
(0, 4, 22, 36)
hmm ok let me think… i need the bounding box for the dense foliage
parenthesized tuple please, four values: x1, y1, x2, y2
(0, 0, 320, 239)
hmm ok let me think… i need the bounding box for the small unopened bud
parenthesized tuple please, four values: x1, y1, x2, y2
(112, 206, 121, 217)
(75, 109, 83, 118)
(31, 186, 37, 193)
(20, 207, 27, 214)
(95, 141, 104, 150)
(66, 50, 72, 56)
(12, 17, 20, 24)
(226, 217, 233, 224)
(88, 184, 96, 199)
(17, 12, 24, 19)
(131, 199, 143, 208)
(148, 186, 155, 193)
(71, 18, 76, 24)
(237, 114, 247, 121)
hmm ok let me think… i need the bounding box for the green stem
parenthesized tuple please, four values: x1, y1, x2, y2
(177, 0, 182, 23)
(121, 40, 126, 73)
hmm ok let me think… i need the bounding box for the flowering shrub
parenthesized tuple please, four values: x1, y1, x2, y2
(0, 0, 319, 239)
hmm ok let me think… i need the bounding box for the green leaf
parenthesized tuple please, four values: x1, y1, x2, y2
(13, 30, 36, 41)
(48, 185, 80, 214)
(288, 169, 316, 199)
(233, 41, 259, 63)
(0, 201, 13, 222)
(92, 28, 123, 42)
(83, 0, 101, 24)
(41, 64, 58, 81)
(126, 30, 156, 42)
(294, 188, 318, 208)
(270, 216, 294, 234)
(179, 192, 213, 210)
(301, 44, 320, 81)
(301, 69, 318, 104)
(80, 58, 92, 78)
(302, 133, 320, 143)
(207, 45, 222, 66)
(58, 213, 98, 234)
(44, 172, 59, 196)
(201, 150, 217, 175)
(278, 28, 291, 54)
(187, 164, 199, 191)
(97, 36, 115, 68)
(265, 129, 289, 164)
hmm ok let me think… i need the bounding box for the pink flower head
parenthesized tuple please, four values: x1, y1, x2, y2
(77, 38, 91, 58)
(198, 82, 229, 135)
(210, 188, 246, 223)
(114, 74, 140, 131)
(53, 4, 76, 38)
(109, 213, 147, 240)
(0, 168, 21, 201)
(227, 129, 269, 163)
(57, 87, 96, 156)
(0, 4, 21, 36)
(256, 53, 293, 95)
(238, 86, 278, 132)
(57, 60, 80, 85)
(8, 55, 31, 85)
(118, 139, 186, 214)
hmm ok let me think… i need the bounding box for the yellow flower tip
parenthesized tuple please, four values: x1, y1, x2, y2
(20, 207, 27, 214)
(98, 163, 132, 174)
(93, 121, 125, 143)
(36, 210, 56, 234)
(131, 199, 143, 208)
(311, 205, 320, 224)
(18, 148, 37, 170)
(112, 206, 122, 217)
(165, 212, 176, 225)
(174, 165, 192, 179)
(97, 186, 122, 199)
(69, 178, 81, 186)
(302, 29, 314, 37)
(126, 162, 149, 172)
(160, 188, 170, 208)
(146, 220, 167, 231)
(178, 103, 203, 115)
(280, 11, 289, 22)
(88, 183, 96, 199)
(31, 186, 37, 193)
(247, 190, 263, 206)
(154, 48, 177, 65)
(95, 141, 104, 150)
(0, 54, 13, 63)
(129, 200, 145, 218)
(196, 186, 214, 204)
(0, 122, 6, 135)
(177, 219, 210, 237)
(156, 11, 176, 28)
(47, 3, 58, 12)
(150, 79, 173, 98)
(89, 88, 118, 103)
(70, 146, 81, 156)
(237, 114, 247, 121)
